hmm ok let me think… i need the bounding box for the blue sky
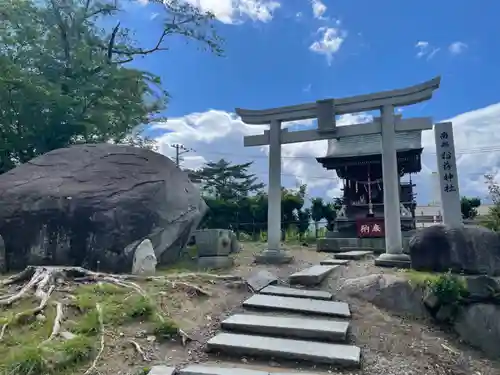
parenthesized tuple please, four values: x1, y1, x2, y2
(119, 0, 500, 204)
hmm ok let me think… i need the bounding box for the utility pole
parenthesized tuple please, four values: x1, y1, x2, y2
(170, 144, 194, 168)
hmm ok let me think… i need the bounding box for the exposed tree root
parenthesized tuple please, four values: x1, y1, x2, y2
(0, 266, 36, 287)
(83, 303, 104, 375)
(42, 301, 64, 344)
(0, 322, 8, 341)
(0, 265, 229, 353)
(129, 339, 151, 362)
(178, 327, 193, 346)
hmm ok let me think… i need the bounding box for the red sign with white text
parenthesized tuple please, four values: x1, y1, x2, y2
(356, 218, 385, 238)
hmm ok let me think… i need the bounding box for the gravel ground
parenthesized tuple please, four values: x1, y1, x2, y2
(114, 243, 500, 375)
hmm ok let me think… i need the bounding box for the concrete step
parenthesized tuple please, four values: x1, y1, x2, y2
(206, 332, 361, 367)
(149, 366, 176, 375)
(245, 270, 278, 292)
(340, 246, 381, 253)
(334, 250, 373, 260)
(319, 258, 349, 266)
(180, 364, 321, 375)
(242, 294, 351, 318)
(220, 313, 349, 342)
(259, 285, 332, 300)
(288, 265, 338, 286)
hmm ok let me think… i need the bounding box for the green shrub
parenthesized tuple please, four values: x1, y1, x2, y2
(152, 317, 178, 340)
(427, 271, 468, 305)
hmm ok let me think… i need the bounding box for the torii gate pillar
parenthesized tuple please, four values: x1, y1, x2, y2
(253, 119, 293, 264)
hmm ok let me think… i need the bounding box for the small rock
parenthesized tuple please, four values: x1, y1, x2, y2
(60, 331, 76, 340)
(135, 330, 147, 338)
(36, 314, 46, 322)
(147, 335, 156, 342)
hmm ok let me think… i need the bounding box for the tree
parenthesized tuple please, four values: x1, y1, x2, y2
(311, 197, 325, 237)
(0, 0, 222, 173)
(460, 196, 481, 220)
(323, 198, 342, 231)
(296, 208, 311, 240)
(483, 174, 500, 231)
(195, 159, 264, 200)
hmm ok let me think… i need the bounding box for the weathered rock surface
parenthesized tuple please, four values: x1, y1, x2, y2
(0, 144, 207, 273)
(0, 234, 5, 272)
(465, 275, 500, 300)
(454, 303, 500, 358)
(409, 224, 500, 276)
(339, 274, 428, 318)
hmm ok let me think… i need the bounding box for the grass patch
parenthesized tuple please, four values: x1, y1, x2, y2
(404, 269, 442, 287)
(403, 269, 468, 305)
(152, 317, 178, 341)
(71, 285, 157, 335)
(0, 335, 94, 375)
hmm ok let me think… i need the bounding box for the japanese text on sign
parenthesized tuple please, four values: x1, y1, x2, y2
(360, 224, 382, 234)
(357, 220, 385, 238)
(439, 131, 457, 193)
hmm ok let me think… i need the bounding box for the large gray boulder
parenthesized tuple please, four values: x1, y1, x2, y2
(338, 274, 428, 318)
(454, 304, 500, 358)
(409, 224, 500, 276)
(0, 144, 207, 273)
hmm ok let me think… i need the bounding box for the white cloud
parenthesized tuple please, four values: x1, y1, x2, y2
(311, 0, 327, 19)
(309, 27, 346, 65)
(140, 0, 281, 24)
(151, 110, 371, 201)
(415, 40, 440, 60)
(151, 102, 500, 203)
(448, 41, 468, 55)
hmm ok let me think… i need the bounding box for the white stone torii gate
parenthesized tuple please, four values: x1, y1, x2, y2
(237, 77, 442, 266)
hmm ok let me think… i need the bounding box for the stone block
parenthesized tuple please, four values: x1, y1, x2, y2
(320, 258, 349, 266)
(242, 294, 351, 318)
(197, 256, 233, 269)
(254, 249, 293, 264)
(245, 270, 278, 292)
(374, 257, 411, 268)
(335, 250, 373, 260)
(193, 229, 235, 257)
(259, 285, 332, 300)
(149, 365, 176, 375)
(289, 265, 338, 286)
(221, 313, 349, 342)
(206, 332, 361, 367)
(180, 365, 321, 375)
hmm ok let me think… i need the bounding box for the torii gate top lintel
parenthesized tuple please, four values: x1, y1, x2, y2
(236, 76, 441, 125)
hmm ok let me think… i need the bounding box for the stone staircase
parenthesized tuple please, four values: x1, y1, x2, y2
(150, 260, 361, 375)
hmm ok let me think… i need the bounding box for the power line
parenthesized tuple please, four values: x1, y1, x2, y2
(170, 143, 195, 167)
(179, 145, 500, 163)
